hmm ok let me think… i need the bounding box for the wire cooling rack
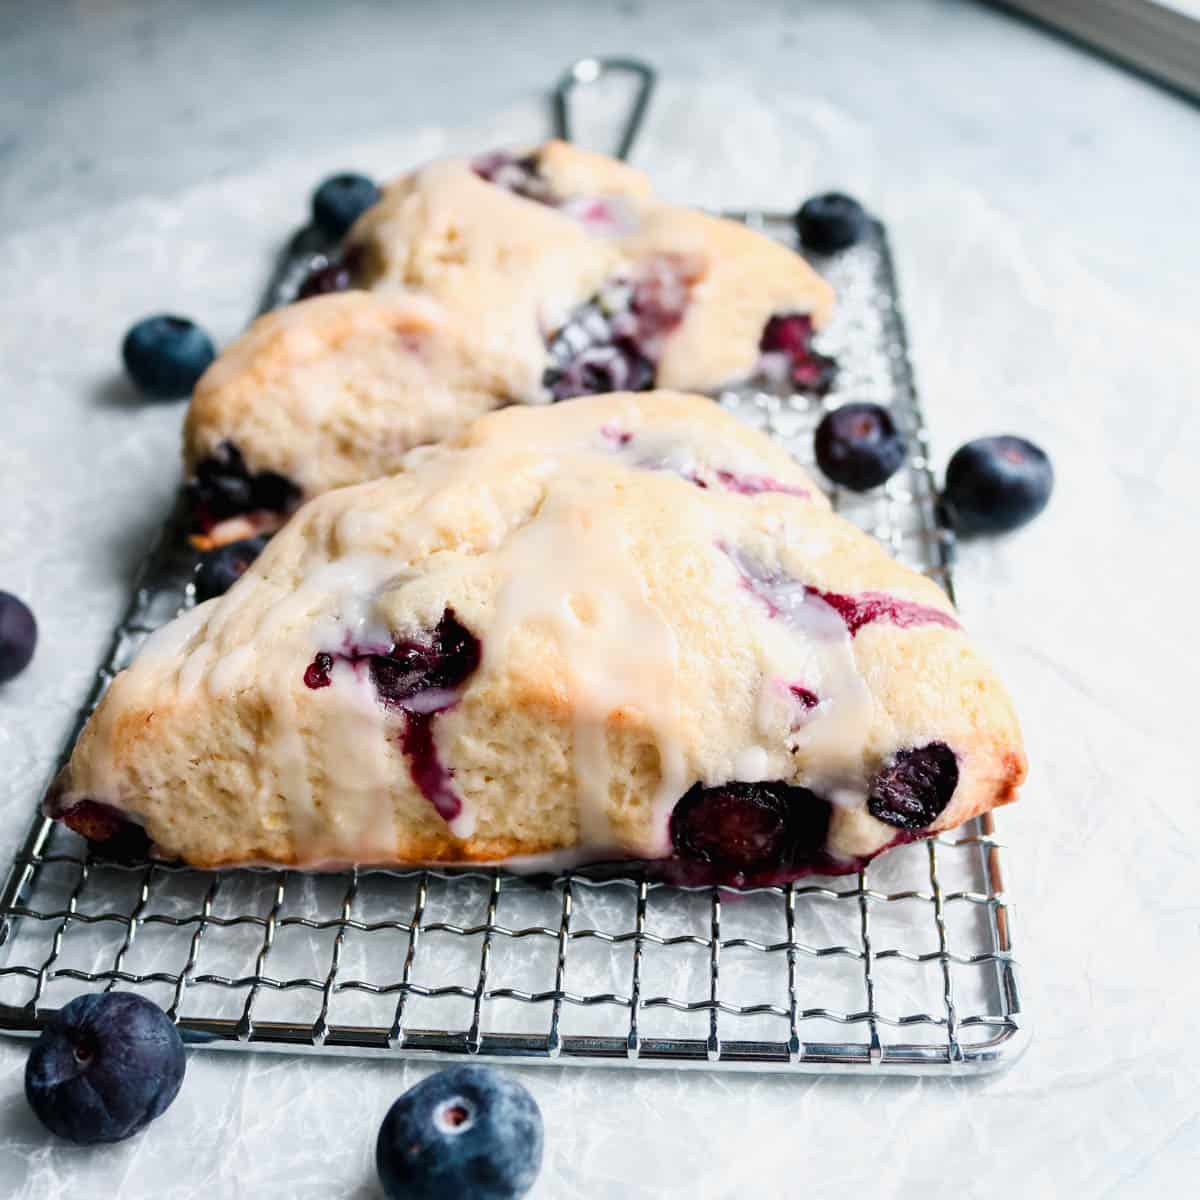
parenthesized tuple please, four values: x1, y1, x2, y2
(0, 138, 1026, 1076)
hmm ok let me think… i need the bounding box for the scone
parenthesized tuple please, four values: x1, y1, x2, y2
(184, 140, 835, 543)
(52, 392, 1025, 883)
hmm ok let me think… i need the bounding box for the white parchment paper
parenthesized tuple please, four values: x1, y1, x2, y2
(1, 35, 1198, 1200)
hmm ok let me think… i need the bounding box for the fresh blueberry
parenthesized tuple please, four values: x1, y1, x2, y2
(311, 172, 381, 239)
(868, 743, 959, 831)
(194, 536, 268, 602)
(121, 315, 216, 400)
(814, 402, 906, 491)
(25, 992, 185, 1144)
(0, 591, 37, 683)
(942, 435, 1053, 535)
(376, 1065, 543, 1200)
(669, 780, 831, 877)
(795, 192, 868, 254)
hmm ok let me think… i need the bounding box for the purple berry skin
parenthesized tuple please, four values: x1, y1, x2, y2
(669, 781, 831, 878)
(185, 442, 300, 532)
(0, 591, 37, 683)
(758, 313, 838, 394)
(814, 402, 906, 492)
(796, 192, 867, 254)
(311, 172, 380, 239)
(194, 536, 269, 602)
(57, 800, 152, 861)
(376, 1065, 543, 1200)
(868, 743, 959, 831)
(24, 992, 185, 1144)
(303, 610, 481, 822)
(122, 315, 215, 400)
(942, 436, 1053, 535)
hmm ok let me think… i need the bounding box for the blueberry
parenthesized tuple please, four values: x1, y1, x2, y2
(814, 402, 906, 491)
(194, 536, 268, 602)
(669, 781, 831, 877)
(303, 611, 482, 821)
(303, 651, 333, 690)
(759, 313, 838, 394)
(121, 315, 216, 400)
(311, 172, 381, 239)
(942, 435, 1053, 535)
(25, 992, 185, 1144)
(369, 609, 481, 708)
(297, 258, 352, 299)
(297, 243, 366, 301)
(472, 150, 556, 204)
(186, 442, 301, 532)
(376, 1065, 543, 1200)
(795, 192, 867, 254)
(303, 610, 481, 701)
(60, 799, 152, 861)
(0, 591, 37, 684)
(868, 743, 959, 831)
(186, 449, 254, 524)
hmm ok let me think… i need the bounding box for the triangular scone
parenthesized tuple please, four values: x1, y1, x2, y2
(183, 140, 835, 543)
(183, 292, 498, 539)
(55, 393, 1025, 882)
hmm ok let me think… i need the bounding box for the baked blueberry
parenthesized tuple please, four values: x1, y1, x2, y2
(305, 610, 481, 822)
(186, 442, 301, 531)
(758, 313, 838, 394)
(311, 172, 381, 239)
(376, 1065, 543, 1200)
(942, 435, 1053, 535)
(364, 609, 481, 707)
(304, 651, 333, 690)
(543, 256, 695, 400)
(670, 780, 831, 878)
(121, 315, 216, 400)
(472, 149, 555, 202)
(868, 743, 959, 830)
(25, 992, 185, 1144)
(194, 536, 268, 602)
(814, 402, 906, 491)
(0, 591, 37, 683)
(297, 244, 365, 301)
(795, 192, 867, 254)
(58, 799, 152, 860)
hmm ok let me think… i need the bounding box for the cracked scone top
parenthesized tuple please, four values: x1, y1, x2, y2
(183, 140, 836, 542)
(55, 393, 1025, 881)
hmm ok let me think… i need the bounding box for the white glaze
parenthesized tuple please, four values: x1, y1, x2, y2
(723, 545, 875, 805)
(483, 465, 686, 856)
(732, 745, 770, 781)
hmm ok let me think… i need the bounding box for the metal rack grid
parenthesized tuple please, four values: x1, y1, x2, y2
(0, 213, 1026, 1074)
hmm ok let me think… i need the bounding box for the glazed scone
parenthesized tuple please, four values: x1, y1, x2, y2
(183, 292, 503, 528)
(53, 393, 1025, 882)
(183, 140, 835, 540)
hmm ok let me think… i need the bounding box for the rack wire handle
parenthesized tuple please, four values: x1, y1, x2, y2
(552, 57, 657, 161)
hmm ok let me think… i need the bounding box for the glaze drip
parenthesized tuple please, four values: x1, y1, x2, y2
(304, 609, 481, 823)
